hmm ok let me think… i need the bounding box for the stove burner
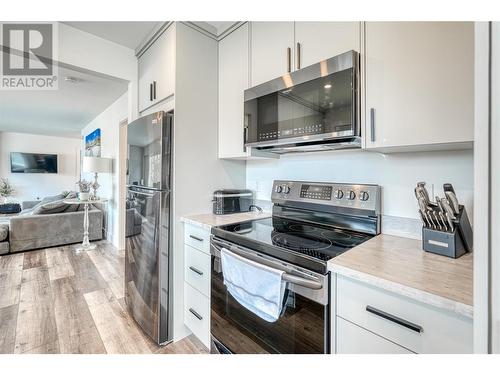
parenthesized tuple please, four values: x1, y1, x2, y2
(281, 222, 355, 248)
(271, 232, 333, 261)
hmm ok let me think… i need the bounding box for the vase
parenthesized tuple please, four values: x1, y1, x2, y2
(78, 192, 90, 201)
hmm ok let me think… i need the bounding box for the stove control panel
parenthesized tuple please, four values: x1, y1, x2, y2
(299, 184, 333, 200)
(271, 180, 381, 215)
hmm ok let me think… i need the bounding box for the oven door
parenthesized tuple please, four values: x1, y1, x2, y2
(210, 237, 330, 354)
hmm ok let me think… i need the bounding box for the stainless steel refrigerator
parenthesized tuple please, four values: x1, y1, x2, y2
(125, 110, 173, 345)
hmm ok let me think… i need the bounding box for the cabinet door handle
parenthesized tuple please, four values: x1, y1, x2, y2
(149, 83, 153, 102)
(370, 108, 376, 142)
(153, 80, 157, 100)
(366, 305, 423, 333)
(286, 47, 291, 73)
(189, 308, 203, 321)
(189, 266, 203, 276)
(296, 42, 301, 70)
(189, 235, 204, 242)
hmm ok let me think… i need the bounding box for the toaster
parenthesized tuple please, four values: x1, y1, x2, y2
(212, 189, 254, 215)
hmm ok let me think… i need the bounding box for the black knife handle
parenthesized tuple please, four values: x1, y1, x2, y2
(443, 183, 456, 194)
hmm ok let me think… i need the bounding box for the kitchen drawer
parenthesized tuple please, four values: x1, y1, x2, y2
(336, 317, 412, 354)
(184, 224, 210, 254)
(336, 275, 473, 353)
(184, 282, 210, 348)
(184, 244, 211, 297)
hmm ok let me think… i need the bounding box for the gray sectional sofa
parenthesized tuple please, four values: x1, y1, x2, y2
(0, 224, 9, 254)
(2, 191, 103, 253)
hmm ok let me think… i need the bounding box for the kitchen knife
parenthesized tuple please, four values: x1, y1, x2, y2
(427, 211, 436, 229)
(418, 197, 431, 228)
(439, 211, 449, 231)
(441, 197, 457, 232)
(445, 191, 460, 215)
(443, 183, 456, 195)
(434, 196, 447, 229)
(435, 196, 445, 213)
(418, 209, 429, 228)
(430, 210, 442, 231)
(429, 210, 441, 230)
(417, 182, 430, 203)
(417, 182, 437, 207)
(444, 212, 455, 232)
(441, 197, 456, 220)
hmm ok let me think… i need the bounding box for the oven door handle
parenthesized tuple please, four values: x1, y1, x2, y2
(211, 241, 323, 290)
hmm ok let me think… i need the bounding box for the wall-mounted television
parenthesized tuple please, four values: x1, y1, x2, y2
(10, 152, 58, 174)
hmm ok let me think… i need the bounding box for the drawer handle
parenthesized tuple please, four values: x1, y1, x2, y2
(189, 235, 204, 242)
(189, 308, 203, 321)
(366, 305, 423, 333)
(189, 266, 203, 276)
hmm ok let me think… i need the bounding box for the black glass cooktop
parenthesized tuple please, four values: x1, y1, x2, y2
(212, 216, 373, 272)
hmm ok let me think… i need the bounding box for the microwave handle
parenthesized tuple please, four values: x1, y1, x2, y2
(296, 42, 301, 70)
(244, 116, 249, 151)
(286, 47, 291, 73)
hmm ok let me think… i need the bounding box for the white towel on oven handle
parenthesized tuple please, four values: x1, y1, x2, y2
(220, 247, 287, 323)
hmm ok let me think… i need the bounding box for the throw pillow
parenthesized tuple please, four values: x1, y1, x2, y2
(32, 199, 71, 215)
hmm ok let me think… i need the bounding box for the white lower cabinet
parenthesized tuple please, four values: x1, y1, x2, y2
(184, 282, 210, 348)
(334, 274, 473, 354)
(336, 317, 412, 354)
(183, 224, 211, 348)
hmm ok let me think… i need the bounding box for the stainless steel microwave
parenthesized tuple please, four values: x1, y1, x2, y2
(244, 50, 360, 154)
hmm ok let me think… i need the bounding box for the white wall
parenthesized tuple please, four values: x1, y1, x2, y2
(57, 23, 139, 125)
(246, 149, 474, 222)
(473, 21, 490, 354)
(0, 131, 81, 202)
(81, 93, 128, 248)
(491, 21, 500, 354)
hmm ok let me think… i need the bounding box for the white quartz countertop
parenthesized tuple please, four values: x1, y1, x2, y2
(328, 234, 473, 318)
(181, 211, 271, 231)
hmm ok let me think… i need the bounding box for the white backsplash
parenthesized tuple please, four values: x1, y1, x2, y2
(246, 148, 474, 235)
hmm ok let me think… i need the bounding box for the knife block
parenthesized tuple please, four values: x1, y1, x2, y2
(422, 227, 466, 258)
(422, 204, 472, 259)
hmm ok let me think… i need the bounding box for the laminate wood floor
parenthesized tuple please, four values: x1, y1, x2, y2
(0, 241, 207, 354)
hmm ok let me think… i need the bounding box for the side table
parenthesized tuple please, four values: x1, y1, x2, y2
(64, 198, 108, 252)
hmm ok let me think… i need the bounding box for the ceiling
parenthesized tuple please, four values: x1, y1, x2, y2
(207, 22, 236, 33)
(63, 22, 238, 50)
(0, 66, 128, 138)
(0, 22, 235, 140)
(62, 21, 162, 50)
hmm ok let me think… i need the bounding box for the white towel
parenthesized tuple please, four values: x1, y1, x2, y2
(221, 248, 287, 323)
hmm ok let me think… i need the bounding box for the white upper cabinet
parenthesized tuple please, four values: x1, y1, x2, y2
(138, 25, 176, 113)
(250, 22, 360, 87)
(294, 22, 360, 69)
(250, 22, 295, 87)
(138, 43, 155, 113)
(218, 23, 249, 159)
(364, 22, 474, 151)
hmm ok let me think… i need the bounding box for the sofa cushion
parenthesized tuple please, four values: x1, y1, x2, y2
(0, 224, 8, 241)
(31, 191, 77, 211)
(32, 199, 68, 215)
(0, 241, 9, 255)
(31, 191, 79, 215)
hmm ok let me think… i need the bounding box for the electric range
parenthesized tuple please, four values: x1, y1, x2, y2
(210, 180, 381, 354)
(211, 180, 381, 274)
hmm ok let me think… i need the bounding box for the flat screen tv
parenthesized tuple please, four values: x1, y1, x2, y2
(10, 152, 58, 174)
